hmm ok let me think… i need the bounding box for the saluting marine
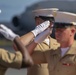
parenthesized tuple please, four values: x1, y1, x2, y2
(0, 19, 50, 75)
(20, 8, 60, 75)
(22, 11, 76, 75)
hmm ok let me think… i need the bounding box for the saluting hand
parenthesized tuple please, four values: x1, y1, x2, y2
(31, 21, 50, 37)
(0, 24, 19, 41)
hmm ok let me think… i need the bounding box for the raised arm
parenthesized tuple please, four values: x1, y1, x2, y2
(20, 22, 52, 54)
(20, 21, 51, 54)
(0, 24, 34, 67)
(20, 21, 50, 46)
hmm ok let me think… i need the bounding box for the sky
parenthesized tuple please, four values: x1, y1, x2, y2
(0, 0, 41, 22)
(0, 0, 75, 22)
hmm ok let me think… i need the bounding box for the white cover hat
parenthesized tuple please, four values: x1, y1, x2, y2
(33, 8, 59, 17)
(55, 11, 76, 25)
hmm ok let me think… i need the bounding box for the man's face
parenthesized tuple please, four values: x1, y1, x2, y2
(55, 27, 72, 43)
(35, 17, 53, 27)
(35, 17, 45, 26)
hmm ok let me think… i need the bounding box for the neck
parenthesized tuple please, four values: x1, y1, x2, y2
(60, 38, 74, 48)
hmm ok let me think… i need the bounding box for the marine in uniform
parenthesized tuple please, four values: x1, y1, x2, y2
(0, 24, 34, 75)
(20, 8, 60, 75)
(30, 11, 76, 75)
(0, 17, 50, 75)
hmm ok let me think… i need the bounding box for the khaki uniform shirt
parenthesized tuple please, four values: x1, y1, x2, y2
(32, 40, 76, 75)
(27, 37, 60, 75)
(0, 48, 22, 75)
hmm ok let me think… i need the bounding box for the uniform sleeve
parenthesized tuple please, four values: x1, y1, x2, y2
(34, 44, 42, 50)
(32, 51, 47, 64)
(0, 48, 22, 69)
(32, 43, 48, 64)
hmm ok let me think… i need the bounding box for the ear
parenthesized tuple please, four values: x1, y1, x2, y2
(71, 28, 76, 34)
